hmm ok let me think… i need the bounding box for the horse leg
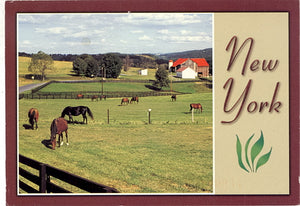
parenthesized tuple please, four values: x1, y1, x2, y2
(60, 133, 64, 146)
(35, 118, 38, 129)
(52, 137, 56, 150)
(65, 130, 69, 145)
(83, 114, 87, 124)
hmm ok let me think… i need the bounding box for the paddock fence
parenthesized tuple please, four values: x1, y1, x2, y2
(19, 154, 119, 193)
(20, 90, 188, 99)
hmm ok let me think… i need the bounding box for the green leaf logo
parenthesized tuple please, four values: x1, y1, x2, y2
(236, 131, 272, 173)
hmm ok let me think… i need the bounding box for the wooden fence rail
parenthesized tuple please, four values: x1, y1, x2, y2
(20, 91, 186, 99)
(19, 154, 119, 193)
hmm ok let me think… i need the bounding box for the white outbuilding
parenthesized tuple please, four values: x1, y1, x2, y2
(176, 66, 197, 79)
(139, 69, 148, 75)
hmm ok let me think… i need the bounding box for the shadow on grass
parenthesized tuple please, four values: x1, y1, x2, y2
(41, 139, 53, 150)
(67, 120, 86, 124)
(23, 124, 33, 130)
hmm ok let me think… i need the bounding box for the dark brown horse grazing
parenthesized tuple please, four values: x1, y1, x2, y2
(28, 108, 39, 129)
(76, 94, 84, 99)
(190, 103, 203, 113)
(100, 95, 106, 100)
(50, 117, 68, 150)
(171, 95, 176, 101)
(121, 98, 129, 105)
(91, 95, 99, 101)
(130, 97, 139, 104)
(61, 106, 94, 124)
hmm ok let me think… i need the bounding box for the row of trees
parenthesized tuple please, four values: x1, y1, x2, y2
(27, 51, 170, 89)
(73, 53, 122, 78)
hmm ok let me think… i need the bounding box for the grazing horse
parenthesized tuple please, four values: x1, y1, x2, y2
(76, 94, 84, 99)
(190, 103, 203, 113)
(100, 95, 106, 101)
(171, 95, 177, 101)
(61, 106, 94, 124)
(28, 108, 39, 129)
(121, 98, 129, 105)
(50, 117, 68, 150)
(91, 95, 99, 101)
(130, 96, 139, 104)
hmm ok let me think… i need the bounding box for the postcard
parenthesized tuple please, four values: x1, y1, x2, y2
(5, 0, 299, 205)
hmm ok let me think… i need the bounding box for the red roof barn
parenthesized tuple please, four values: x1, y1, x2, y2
(169, 58, 210, 77)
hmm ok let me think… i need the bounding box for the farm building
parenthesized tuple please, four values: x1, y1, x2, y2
(139, 69, 148, 75)
(176, 66, 197, 79)
(169, 58, 210, 77)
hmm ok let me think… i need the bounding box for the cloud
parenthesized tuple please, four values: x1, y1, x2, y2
(139, 35, 152, 41)
(35, 27, 68, 34)
(157, 29, 169, 34)
(125, 13, 203, 26)
(131, 30, 143, 34)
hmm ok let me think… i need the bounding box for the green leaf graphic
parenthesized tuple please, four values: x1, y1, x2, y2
(236, 135, 249, 173)
(251, 131, 264, 170)
(245, 134, 254, 172)
(255, 148, 272, 172)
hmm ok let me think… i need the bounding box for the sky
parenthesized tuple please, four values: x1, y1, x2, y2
(18, 13, 212, 55)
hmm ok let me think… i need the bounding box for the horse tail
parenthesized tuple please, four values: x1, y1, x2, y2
(190, 104, 192, 111)
(28, 109, 35, 125)
(86, 107, 94, 120)
(50, 119, 57, 141)
(201, 104, 203, 112)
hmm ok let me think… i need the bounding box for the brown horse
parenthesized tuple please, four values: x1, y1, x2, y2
(171, 95, 176, 101)
(28, 108, 39, 129)
(100, 95, 106, 100)
(130, 96, 139, 104)
(91, 95, 99, 101)
(50, 117, 68, 150)
(121, 98, 129, 105)
(76, 94, 84, 99)
(190, 103, 203, 113)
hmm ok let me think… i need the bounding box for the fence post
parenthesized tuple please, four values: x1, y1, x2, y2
(39, 164, 47, 193)
(107, 109, 110, 124)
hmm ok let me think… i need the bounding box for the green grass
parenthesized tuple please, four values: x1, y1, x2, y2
(38, 81, 212, 95)
(18, 92, 212, 193)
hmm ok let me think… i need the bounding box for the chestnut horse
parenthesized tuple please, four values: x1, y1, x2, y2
(121, 98, 129, 105)
(100, 95, 106, 100)
(190, 103, 203, 113)
(91, 95, 99, 101)
(50, 117, 68, 150)
(76, 94, 84, 99)
(28, 108, 39, 129)
(130, 97, 139, 104)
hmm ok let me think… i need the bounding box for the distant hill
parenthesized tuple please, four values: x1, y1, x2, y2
(157, 48, 212, 61)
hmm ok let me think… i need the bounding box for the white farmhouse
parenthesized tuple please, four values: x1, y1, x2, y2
(176, 66, 197, 79)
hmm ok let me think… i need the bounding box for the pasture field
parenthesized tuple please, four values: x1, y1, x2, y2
(18, 92, 213, 193)
(38, 81, 212, 94)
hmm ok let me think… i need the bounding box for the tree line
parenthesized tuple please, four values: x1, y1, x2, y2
(26, 51, 170, 89)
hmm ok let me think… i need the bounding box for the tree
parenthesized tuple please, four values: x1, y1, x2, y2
(100, 53, 123, 78)
(28, 51, 54, 81)
(153, 66, 169, 89)
(73, 57, 87, 76)
(72, 54, 99, 77)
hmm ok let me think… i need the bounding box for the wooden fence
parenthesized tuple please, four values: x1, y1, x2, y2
(20, 91, 185, 99)
(19, 154, 119, 193)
